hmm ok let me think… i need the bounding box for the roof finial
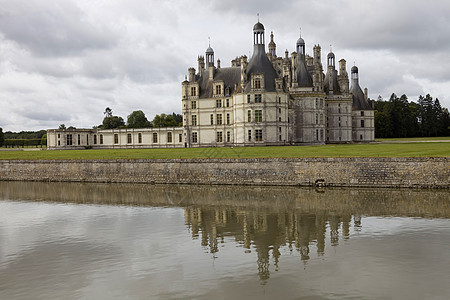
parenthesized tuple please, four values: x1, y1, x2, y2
(330, 44, 332, 52)
(208, 36, 210, 47)
(300, 27, 302, 37)
(257, 13, 259, 22)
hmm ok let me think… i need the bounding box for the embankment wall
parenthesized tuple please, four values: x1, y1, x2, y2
(0, 158, 448, 188)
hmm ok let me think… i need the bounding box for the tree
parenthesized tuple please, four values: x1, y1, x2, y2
(104, 107, 113, 117)
(127, 110, 151, 128)
(59, 124, 66, 130)
(41, 134, 47, 147)
(0, 128, 4, 147)
(152, 113, 183, 127)
(102, 116, 125, 129)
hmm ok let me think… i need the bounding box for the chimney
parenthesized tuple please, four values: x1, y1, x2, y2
(188, 68, 195, 82)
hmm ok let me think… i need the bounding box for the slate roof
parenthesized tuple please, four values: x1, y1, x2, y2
(244, 44, 278, 93)
(196, 67, 241, 99)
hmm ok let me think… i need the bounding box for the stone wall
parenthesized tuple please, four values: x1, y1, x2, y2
(0, 158, 448, 188)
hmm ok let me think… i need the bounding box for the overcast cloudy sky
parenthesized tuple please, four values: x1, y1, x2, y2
(1, 0, 449, 131)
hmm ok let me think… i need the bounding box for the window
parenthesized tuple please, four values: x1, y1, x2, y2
(255, 129, 263, 141)
(279, 117, 281, 122)
(215, 85, 222, 95)
(227, 131, 231, 142)
(247, 95, 251, 103)
(226, 99, 230, 107)
(361, 111, 364, 116)
(192, 115, 197, 126)
(210, 114, 214, 125)
(67, 134, 73, 146)
(226, 113, 230, 125)
(278, 97, 281, 104)
(254, 79, 261, 89)
(192, 132, 198, 143)
(279, 127, 282, 133)
(279, 108, 281, 114)
(216, 131, 223, 142)
(86, 134, 89, 145)
(339, 108, 341, 114)
(77, 134, 81, 145)
(58, 134, 60, 139)
(255, 94, 262, 103)
(248, 110, 252, 122)
(320, 114, 324, 124)
(216, 99, 222, 108)
(100, 134, 103, 144)
(191, 87, 196, 96)
(217, 114, 222, 125)
(191, 101, 197, 109)
(58, 140, 60, 146)
(316, 129, 319, 140)
(127, 133, 132, 144)
(138, 133, 142, 144)
(360, 134, 363, 140)
(167, 132, 172, 143)
(114, 134, 118, 144)
(179, 134, 182, 143)
(315, 114, 319, 125)
(315, 99, 318, 108)
(320, 129, 324, 141)
(361, 120, 365, 128)
(248, 130, 252, 141)
(153, 133, 158, 143)
(94, 135, 97, 144)
(255, 110, 262, 122)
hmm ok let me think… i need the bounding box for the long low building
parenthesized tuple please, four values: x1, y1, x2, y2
(47, 20, 374, 150)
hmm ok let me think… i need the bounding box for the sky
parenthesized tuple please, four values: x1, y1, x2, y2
(1, 0, 449, 132)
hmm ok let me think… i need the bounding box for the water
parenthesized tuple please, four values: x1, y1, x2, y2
(0, 182, 449, 299)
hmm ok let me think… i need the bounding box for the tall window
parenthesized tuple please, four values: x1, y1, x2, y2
(247, 95, 251, 103)
(226, 99, 230, 107)
(167, 132, 172, 143)
(254, 79, 261, 89)
(255, 94, 262, 103)
(226, 113, 230, 125)
(361, 120, 365, 128)
(255, 129, 263, 141)
(316, 114, 319, 124)
(138, 133, 142, 144)
(127, 133, 132, 144)
(153, 133, 158, 143)
(179, 134, 182, 143)
(248, 130, 252, 141)
(191, 87, 196, 96)
(248, 110, 252, 122)
(215, 85, 222, 95)
(361, 111, 364, 116)
(100, 134, 103, 144)
(227, 131, 231, 142)
(192, 115, 197, 126)
(192, 132, 198, 143)
(216, 131, 223, 142)
(67, 134, 73, 146)
(191, 101, 197, 109)
(86, 134, 89, 145)
(216, 114, 222, 125)
(114, 134, 118, 144)
(77, 134, 80, 145)
(210, 114, 214, 125)
(216, 99, 222, 108)
(94, 135, 97, 144)
(255, 110, 262, 122)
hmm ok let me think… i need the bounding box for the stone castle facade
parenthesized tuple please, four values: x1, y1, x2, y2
(47, 21, 374, 149)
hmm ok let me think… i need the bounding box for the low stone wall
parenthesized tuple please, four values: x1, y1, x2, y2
(0, 158, 448, 188)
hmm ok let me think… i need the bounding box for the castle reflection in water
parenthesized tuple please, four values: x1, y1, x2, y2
(1, 181, 449, 282)
(184, 205, 361, 280)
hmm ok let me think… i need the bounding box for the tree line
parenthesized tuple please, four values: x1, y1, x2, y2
(96, 108, 182, 130)
(374, 94, 449, 138)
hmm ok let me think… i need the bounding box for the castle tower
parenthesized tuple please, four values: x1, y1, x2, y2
(268, 31, 276, 61)
(295, 33, 313, 87)
(205, 41, 214, 68)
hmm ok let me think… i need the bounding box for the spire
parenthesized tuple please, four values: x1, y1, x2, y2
(205, 37, 214, 67)
(268, 31, 276, 58)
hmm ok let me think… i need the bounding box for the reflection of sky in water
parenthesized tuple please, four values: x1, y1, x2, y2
(0, 182, 449, 299)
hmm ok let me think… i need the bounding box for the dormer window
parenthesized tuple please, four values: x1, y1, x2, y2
(215, 85, 222, 95)
(191, 87, 196, 96)
(254, 79, 261, 89)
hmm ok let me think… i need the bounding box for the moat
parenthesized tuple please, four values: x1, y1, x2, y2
(0, 182, 449, 299)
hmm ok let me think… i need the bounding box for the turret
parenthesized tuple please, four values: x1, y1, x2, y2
(268, 31, 276, 61)
(188, 67, 196, 82)
(197, 56, 205, 75)
(350, 65, 373, 110)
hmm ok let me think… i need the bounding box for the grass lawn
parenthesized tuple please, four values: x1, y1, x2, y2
(0, 142, 448, 160)
(376, 136, 450, 142)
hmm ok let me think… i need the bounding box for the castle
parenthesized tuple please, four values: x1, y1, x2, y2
(47, 21, 374, 149)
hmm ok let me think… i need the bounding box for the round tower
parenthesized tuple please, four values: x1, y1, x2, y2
(205, 41, 214, 68)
